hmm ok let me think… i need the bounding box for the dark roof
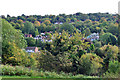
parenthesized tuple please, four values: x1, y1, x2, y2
(26, 47, 37, 50)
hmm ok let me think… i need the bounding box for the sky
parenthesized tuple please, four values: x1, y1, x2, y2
(0, 0, 120, 17)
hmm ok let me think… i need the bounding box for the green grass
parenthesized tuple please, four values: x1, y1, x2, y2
(1, 76, 32, 78)
(1, 75, 99, 78)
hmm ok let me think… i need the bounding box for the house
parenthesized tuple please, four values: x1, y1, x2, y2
(54, 22, 63, 24)
(59, 22, 63, 24)
(25, 47, 38, 53)
(25, 34, 32, 38)
(41, 33, 45, 35)
(87, 33, 99, 41)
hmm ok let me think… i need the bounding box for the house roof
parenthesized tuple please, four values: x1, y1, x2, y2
(26, 47, 37, 50)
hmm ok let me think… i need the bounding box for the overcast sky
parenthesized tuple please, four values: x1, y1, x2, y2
(0, 0, 119, 16)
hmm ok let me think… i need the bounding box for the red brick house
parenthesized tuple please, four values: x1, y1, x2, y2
(25, 47, 38, 53)
(25, 34, 32, 37)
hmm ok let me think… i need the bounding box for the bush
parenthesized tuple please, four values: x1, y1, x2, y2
(1, 65, 38, 76)
(1, 64, 99, 78)
(103, 72, 120, 78)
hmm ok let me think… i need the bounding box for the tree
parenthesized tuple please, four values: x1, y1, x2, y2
(60, 23, 75, 33)
(100, 29, 104, 36)
(2, 19, 30, 66)
(35, 28, 39, 36)
(94, 41, 101, 48)
(45, 31, 71, 56)
(96, 27, 100, 33)
(100, 33, 117, 45)
(2, 42, 37, 67)
(107, 60, 120, 74)
(107, 23, 118, 37)
(66, 18, 71, 23)
(25, 37, 36, 46)
(23, 21, 34, 34)
(34, 21, 40, 27)
(3, 42, 25, 65)
(38, 23, 46, 32)
(44, 31, 90, 73)
(2, 19, 27, 49)
(79, 53, 103, 75)
(99, 17, 107, 23)
(37, 50, 62, 72)
(98, 45, 118, 71)
(17, 19, 23, 24)
(44, 20, 51, 25)
(15, 23, 21, 29)
(10, 22, 16, 27)
(85, 28, 91, 36)
(89, 44, 95, 53)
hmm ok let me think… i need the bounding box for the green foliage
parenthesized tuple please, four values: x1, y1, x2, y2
(60, 23, 75, 33)
(89, 44, 95, 52)
(2, 42, 35, 67)
(25, 37, 36, 46)
(98, 45, 119, 71)
(2, 19, 27, 61)
(118, 36, 120, 46)
(108, 60, 120, 73)
(1, 65, 38, 76)
(48, 30, 89, 56)
(47, 30, 71, 56)
(79, 53, 103, 75)
(44, 20, 51, 25)
(37, 50, 72, 73)
(100, 29, 104, 36)
(1, 64, 99, 78)
(2, 19, 27, 49)
(99, 45, 118, 59)
(107, 23, 118, 37)
(0, 18, 2, 56)
(15, 23, 21, 29)
(34, 21, 40, 27)
(37, 51, 61, 72)
(23, 21, 35, 34)
(94, 41, 101, 48)
(100, 33, 117, 45)
(43, 31, 90, 73)
(35, 28, 39, 36)
(85, 28, 91, 36)
(103, 60, 120, 78)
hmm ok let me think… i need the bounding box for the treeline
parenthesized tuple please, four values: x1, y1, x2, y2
(2, 12, 117, 23)
(1, 12, 119, 37)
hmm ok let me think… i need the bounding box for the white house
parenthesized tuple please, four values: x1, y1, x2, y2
(87, 33, 99, 41)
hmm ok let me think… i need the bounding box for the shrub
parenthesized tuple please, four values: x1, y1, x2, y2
(0, 64, 99, 78)
(1, 65, 38, 76)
